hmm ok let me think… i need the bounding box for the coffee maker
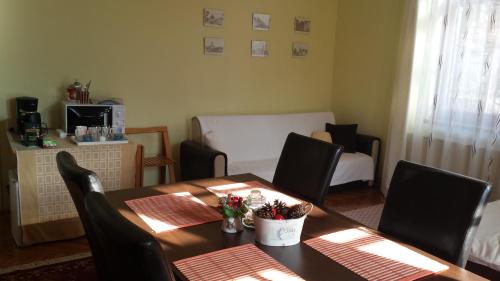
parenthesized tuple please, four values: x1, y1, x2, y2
(16, 97, 43, 146)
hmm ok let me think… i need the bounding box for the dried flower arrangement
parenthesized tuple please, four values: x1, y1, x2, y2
(217, 194, 249, 218)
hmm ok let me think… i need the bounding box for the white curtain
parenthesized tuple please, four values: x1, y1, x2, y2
(384, 0, 500, 201)
(382, 0, 419, 192)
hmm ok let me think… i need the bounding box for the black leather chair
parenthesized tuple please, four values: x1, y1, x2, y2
(379, 160, 491, 267)
(272, 132, 344, 206)
(56, 151, 108, 280)
(85, 191, 175, 281)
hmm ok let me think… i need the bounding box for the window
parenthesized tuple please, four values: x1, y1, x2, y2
(408, 0, 500, 142)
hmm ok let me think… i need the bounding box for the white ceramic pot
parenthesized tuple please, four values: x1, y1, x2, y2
(253, 214, 307, 246)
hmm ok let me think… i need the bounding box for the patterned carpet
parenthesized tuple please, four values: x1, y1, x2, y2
(340, 204, 384, 230)
(0, 257, 97, 281)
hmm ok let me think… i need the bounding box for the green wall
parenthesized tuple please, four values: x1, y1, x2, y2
(332, 0, 404, 166)
(0, 0, 405, 209)
(0, 0, 339, 207)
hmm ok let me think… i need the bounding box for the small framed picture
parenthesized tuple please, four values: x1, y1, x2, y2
(253, 13, 271, 31)
(294, 17, 311, 33)
(251, 40, 269, 57)
(204, 9, 224, 27)
(292, 42, 308, 57)
(204, 37, 224, 55)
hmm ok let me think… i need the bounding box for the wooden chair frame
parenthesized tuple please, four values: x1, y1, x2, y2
(125, 126, 176, 187)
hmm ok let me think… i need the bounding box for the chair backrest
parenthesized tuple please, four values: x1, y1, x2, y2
(55, 151, 107, 279)
(379, 160, 491, 267)
(125, 126, 175, 187)
(272, 132, 343, 205)
(84, 191, 175, 281)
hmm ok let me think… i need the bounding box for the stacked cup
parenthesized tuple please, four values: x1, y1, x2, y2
(74, 125, 124, 142)
(75, 126, 88, 142)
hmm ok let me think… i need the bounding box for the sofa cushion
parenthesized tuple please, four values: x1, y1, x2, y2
(226, 153, 374, 187)
(332, 152, 374, 186)
(198, 112, 335, 163)
(228, 158, 279, 183)
(325, 123, 358, 153)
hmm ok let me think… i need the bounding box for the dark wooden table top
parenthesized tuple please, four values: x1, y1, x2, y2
(106, 174, 485, 281)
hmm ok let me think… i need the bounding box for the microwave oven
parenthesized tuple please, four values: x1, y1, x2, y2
(63, 102, 125, 134)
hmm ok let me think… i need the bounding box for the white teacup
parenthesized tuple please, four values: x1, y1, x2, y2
(75, 126, 87, 141)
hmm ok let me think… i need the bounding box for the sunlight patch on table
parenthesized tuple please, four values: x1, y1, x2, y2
(319, 228, 370, 243)
(172, 191, 211, 205)
(258, 269, 305, 281)
(208, 183, 301, 205)
(317, 227, 449, 273)
(357, 240, 449, 272)
(139, 214, 179, 232)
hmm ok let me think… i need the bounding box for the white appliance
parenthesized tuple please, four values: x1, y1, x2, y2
(63, 101, 125, 134)
(9, 169, 22, 246)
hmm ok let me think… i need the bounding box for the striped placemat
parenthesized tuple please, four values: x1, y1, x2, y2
(304, 228, 449, 281)
(174, 244, 305, 281)
(207, 181, 301, 205)
(125, 192, 221, 233)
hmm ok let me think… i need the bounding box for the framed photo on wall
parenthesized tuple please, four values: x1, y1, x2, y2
(251, 40, 269, 57)
(204, 9, 224, 27)
(294, 17, 311, 33)
(204, 37, 224, 55)
(292, 42, 308, 57)
(253, 13, 271, 31)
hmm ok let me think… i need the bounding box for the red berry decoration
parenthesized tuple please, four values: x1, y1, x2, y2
(273, 214, 285, 220)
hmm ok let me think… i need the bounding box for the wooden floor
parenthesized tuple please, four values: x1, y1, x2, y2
(0, 182, 384, 270)
(324, 181, 385, 213)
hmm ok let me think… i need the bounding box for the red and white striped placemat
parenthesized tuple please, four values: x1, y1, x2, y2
(207, 181, 301, 205)
(304, 228, 449, 281)
(174, 244, 305, 281)
(125, 192, 221, 233)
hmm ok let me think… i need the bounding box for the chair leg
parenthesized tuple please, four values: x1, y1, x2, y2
(160, 166, 167, 185)
(168, 164, 176, 184)
(135, 145, 144, 188)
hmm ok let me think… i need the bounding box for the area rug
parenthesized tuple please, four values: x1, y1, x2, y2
(0, 254, 97, 281)
(0, 252, 91, 275)
(340, 204, 384, 230)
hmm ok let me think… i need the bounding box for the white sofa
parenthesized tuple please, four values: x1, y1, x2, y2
(469, 200, 500, 272)
(180, 112, 380, 186)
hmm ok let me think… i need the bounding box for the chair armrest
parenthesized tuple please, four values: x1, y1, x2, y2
(180, 140, 227, 181)
(356, 134, 381, 179)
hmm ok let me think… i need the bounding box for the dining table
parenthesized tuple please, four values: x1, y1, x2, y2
(105, 173, 486, 281)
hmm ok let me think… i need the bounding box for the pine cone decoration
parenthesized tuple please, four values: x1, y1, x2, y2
(274, 200, 289, 216)
(287, 204, 306, 219)
(255, 200, 306, 219)
(255, 202, 274, 219)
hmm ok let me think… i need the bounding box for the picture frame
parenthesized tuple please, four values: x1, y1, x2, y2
(253, 13, 271, 31)
(294, 17, 311, 33)
(203, 9, 224, 27)
(204, 37, 224, 55)
(251, 40, 269, 57)
(292, 42, 308, 57)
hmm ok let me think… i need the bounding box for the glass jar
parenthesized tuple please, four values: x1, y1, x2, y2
(247, 190, 266, 209)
